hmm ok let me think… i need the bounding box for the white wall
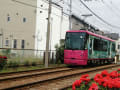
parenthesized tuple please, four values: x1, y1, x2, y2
(61, 14, 69, 39)
(0, 0, 36, 49)
(116, 38, 120, 54)
(35, 0, 69, 51)
(35, 0, 48, 51)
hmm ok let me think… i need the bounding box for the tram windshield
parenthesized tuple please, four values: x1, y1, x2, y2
(65, 32, 87, 50)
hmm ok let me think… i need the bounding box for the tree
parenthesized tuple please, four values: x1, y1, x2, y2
(55, 39, 65, 64)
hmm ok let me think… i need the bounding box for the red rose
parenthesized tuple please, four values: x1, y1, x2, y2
(3, 56, 7, 59)
(72, 84, 76, 90)
(117, 68, 120, 71)
(89, 83, 98, 90)
(81, 74, 89, 78)
(101, 70, 109, 77)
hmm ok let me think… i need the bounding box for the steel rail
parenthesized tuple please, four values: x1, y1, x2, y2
(0, 64, 119, 90)
(0, 66, 68, 77)
(0, 68, 74, 82)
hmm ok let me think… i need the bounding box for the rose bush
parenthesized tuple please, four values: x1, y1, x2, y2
(72, 68, 120, 90)
(0, 56, 7, 69)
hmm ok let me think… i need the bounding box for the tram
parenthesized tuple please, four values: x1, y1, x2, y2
(64, 30, 116, 65)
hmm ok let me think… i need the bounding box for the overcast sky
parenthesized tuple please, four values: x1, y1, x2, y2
(53, 0, 120, 34)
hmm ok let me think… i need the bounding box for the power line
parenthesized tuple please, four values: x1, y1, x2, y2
(79, 0, 120, 29)
(11, 0, 48, 10)
(73, 0, 120, 32)
(11, 0, 69, 20)
(54, 0, 64, 4)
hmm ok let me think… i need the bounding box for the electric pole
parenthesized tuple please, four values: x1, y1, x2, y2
(69, 0, 72, 30)
(45, 0, 52, 68)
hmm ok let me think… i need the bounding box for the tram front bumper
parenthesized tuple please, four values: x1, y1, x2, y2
(64, 59, 87, 65)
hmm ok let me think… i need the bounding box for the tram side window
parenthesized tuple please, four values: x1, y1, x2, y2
(102, 41, 107, 51)
(112, 43, 115, 52)
(94, 39, 101, 51)
(93, 38, 107, 51)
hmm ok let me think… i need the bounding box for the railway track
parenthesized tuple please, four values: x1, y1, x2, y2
(0, 67, 72, 81)
(0, 64, 119, 90)
(0, 66, 68, 77)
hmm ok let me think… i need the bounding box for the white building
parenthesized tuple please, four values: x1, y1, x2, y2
(115, 38, 120, 61)
(36, 0, 69, 51)
(0, 0, 69, 51)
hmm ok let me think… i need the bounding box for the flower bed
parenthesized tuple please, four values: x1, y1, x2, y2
(72, 69, 120, 90)
(0, 56, 7, 69)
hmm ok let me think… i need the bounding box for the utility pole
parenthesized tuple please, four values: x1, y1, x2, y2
(0, 28, 3, 48)
(69, 0, 72, 30)
(45, 0, 52, 68)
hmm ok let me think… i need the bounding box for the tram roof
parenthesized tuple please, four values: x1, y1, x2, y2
(66, 30, 115, 42)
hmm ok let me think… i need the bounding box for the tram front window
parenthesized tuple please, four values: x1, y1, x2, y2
(65, 32, 87, 50)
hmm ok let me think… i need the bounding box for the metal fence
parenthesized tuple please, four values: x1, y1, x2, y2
(0, 48, 57, 66)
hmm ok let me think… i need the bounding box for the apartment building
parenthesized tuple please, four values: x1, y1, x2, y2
(0, 0, 69, 51)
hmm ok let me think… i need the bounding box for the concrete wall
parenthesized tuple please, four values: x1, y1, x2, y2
(35, 0, 69, 51)
(0, 0, 69, 51)
(0, 0, 37, 49)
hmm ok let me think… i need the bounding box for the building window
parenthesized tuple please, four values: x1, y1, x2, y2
(13, 39, 17, 48)
(16, 13, 19, 16)
(23, 17, 26, 22)
(40, 11, 42, 13)
(40, 5, 43, 7)
(7, 17, 10, 22)
(21, 40, 25, 49)
(5, 40, 9, 46)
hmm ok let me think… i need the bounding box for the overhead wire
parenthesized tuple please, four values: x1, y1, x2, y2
(62, 0, 120, 32)
(78, 0, 120, 32)
(63, 0, 108, 31)
(53, 0, 120, 33)
(79, 0, 120, 29)
(54, 0, 63, 4)
(11, 0, 69, 21)
(11, 0, 47, 10)
(11, 0, 120, 31)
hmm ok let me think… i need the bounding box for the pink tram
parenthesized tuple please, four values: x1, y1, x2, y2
(64, 30, 116, 65)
